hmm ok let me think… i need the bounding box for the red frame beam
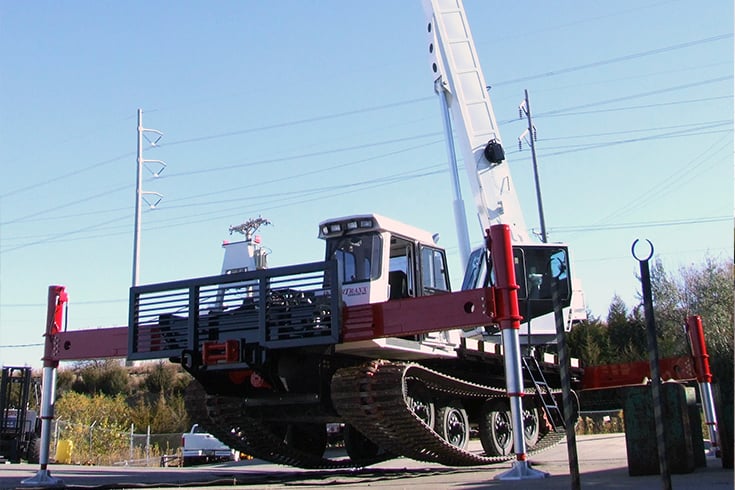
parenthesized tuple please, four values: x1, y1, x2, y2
(51, 327, 128, 362)
(342, 288, 496, 343)
(580, 355, 696, 390)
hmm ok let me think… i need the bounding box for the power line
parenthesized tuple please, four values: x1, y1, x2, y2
(137, 167, 448, 234)
(549, 216, 731, 234)
(0, 134, 443, 227)
(22, 117, 720, 225)
(0, 152, 133, 200)
(498, 95, 733, 125)
(0, 298, 127, 308)
(0, 164, 448, 253)
(161, 139, 445, 207)
(2, 77, 730, 249)
(537, 119, 732, 141)
(491, 33, 733, 86)
(2, 120, 730, 253)
(159, 97, 435, 148)
(3, 118, 724, 234)
(157, 132, 443, 182)
(0, 184, 130, 227)
(0, 98, 434, 209)
(488, 0, 687, 44)
(588, 134, 732, 226)
(0, 205, 130, 229)
(526, 61, 731, 97)
(5, 139, 443, 231)
(535, 76, 732, 118)
(6, 74, 728, 208)
(0, 214, 128, 254)
(535, 124, 732, 158)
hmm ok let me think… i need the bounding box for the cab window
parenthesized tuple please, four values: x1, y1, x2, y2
(420, 246, 450, 294)
(327, 233, 382, 284)
(522, 247, 570, 301)
(388, 236, 414, 299)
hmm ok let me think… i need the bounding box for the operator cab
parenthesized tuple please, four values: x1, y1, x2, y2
(319, 214, 450, 307)
(462, 243, 574, 341)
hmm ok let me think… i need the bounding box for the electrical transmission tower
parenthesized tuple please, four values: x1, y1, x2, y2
(132, 109, 166, 287)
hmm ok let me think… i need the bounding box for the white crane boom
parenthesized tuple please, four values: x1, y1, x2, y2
(422, 0, 530, 246)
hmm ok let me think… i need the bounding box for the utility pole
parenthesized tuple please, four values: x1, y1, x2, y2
(132, 109, 165, 287)
(518, 89, 547, 243)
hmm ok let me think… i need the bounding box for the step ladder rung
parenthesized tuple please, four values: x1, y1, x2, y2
(522, 355, 565, 431)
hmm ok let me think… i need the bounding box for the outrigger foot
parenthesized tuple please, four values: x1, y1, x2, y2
(495, 460, 549, 480)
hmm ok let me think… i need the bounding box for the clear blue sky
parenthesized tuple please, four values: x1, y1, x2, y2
(1, 1, 732, 369)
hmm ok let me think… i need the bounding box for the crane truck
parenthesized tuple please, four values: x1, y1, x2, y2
(128, 216, 576, 468)
(120, 0, 586, 470)
(25, 0, 583, 472)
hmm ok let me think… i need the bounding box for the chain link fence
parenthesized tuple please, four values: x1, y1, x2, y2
(52, 419, 181, 466)
(576, 409, 625, 434)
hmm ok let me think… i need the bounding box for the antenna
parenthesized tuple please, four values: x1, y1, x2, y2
(132, 109, 166, 287)
(229, 216, 272, 241)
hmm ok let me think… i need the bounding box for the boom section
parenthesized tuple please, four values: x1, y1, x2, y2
(422, 0, 529, 243)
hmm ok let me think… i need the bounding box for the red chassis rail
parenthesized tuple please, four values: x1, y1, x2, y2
(581, 356, 697, 391)
(45, 290, 496, 362)
(580, 315, 717, 391)
(41, 286, 127, 363)
(50, 326, 128, 362)
(47, 289, 496, 363)
(342, 288, 495, 342)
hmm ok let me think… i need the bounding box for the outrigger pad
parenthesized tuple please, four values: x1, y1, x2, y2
(20, 469, 64, 488)
(495, 460, 549, 480)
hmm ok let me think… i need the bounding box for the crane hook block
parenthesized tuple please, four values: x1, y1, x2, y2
(484, 139, 505, 164)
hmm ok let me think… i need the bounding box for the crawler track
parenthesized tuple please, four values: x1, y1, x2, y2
(331, 360, 564, 466)
(186, 359, 565, 469)
(186, 381, 384, 469)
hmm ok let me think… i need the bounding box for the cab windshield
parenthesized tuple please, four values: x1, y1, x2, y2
(326, 233, 382, 284)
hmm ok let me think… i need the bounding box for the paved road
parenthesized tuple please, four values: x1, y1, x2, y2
(4, 433, 733, 489)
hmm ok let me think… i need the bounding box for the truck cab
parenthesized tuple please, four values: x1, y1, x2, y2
(319, 214, 461, 359)
(318, 213, 580, 345)
(462, 242, 583, 343)
(319, 214, 450, 307)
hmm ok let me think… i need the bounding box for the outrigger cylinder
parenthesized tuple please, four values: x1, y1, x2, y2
(21, 286, 66, 488)
(685, 315, 719, 454)
(487, 224, 548, 480)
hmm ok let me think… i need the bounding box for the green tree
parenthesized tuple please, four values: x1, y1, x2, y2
(129, 392, 189, 434)
(143, 361, 188, 395)
(55, 368, 76, 397)
(645, 258, 689, 357)
(643, 256, 734, 365)
(71, 360, 130, 396)
(677, 257, 734, 361)
(55, 392, 130, 465)
(567, 315, 609, 366)
(606, 296, 646, 363)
